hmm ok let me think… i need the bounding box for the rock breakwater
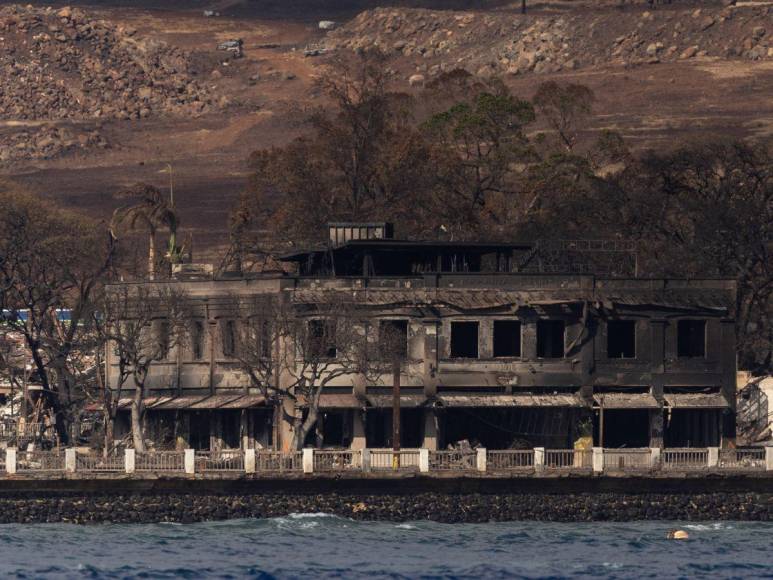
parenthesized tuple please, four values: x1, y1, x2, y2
(0, 492, 769, 524)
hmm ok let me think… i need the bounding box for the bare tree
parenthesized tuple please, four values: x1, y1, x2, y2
(533, 81, 595, 153)
(101, 285, 190, 452)
(0, 185, 113, 444)
(231, 293, 400, 450)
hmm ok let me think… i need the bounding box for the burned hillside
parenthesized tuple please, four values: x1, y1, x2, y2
(326, 5, 773, 78)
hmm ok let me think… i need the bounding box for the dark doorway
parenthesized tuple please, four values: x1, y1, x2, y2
(493, 320, 521, 357)
(365, 409, 423, 448)
(594, 409, 650, 448)
(380, 320, 408, 360)
(221, 410, 241, 449)
(664, 409, 721, 447)
(189, 411, 211, 450)
(607, 320, 636, 359)
(537, 320, 565, 358)
(450, 321, 479, 358)
(677, 320, 706, 358)
(441, 408, 576, 449)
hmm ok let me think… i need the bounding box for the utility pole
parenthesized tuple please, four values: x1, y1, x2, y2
(392, 358, 401, 470)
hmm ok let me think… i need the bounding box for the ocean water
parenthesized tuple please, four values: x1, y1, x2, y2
(0, 516, 770, 578)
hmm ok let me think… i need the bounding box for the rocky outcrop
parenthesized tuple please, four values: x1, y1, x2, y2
(0, 4, 215, 122)
(325, 5, 773, 80)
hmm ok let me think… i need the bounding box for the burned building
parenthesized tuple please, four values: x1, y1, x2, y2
(105, 223, 737, 452)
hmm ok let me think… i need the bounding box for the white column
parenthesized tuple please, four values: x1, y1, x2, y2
(125, 448, 135, 474)
(184, 449, 195, 474)
(650, 447, 661, 469)
(592, 447, 604, 473)
(707, 447, 719, 468)
(245, 449, 256, 474)
(765, 447, 773, 471)
(302, 448, 314, 474)
(534, 447, 545, 472)
(6, 448, 16, 475)
(65, 449, 77, 473)
(361, 448, 371, 473)
(476, 448, 487, 473)
(419, 448, 429, 473)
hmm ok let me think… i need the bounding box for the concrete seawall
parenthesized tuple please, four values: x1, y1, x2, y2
(0, 476, 770, 523)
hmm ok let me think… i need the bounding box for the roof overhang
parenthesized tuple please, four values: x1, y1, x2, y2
(664, 393, 730, 409)
(593, 393, 660, 409)
(435, 394, 585, 408)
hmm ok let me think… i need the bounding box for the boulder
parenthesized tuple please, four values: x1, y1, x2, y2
(679, 46, 699, 59)
(408, 73, 425, 87)
(318, 20, 337, 30)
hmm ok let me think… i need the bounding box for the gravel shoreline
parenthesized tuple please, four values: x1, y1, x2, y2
(0, 492, 770, 524)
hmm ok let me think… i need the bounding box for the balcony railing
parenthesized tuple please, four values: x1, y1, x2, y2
(16, 450, 65, 472)
(76, 451, 124, 472)
(195, 450, 245, 471)
(488, 450, 534, 471)
(545, 449, 593, 470)
(136, 451, 186, 472)
(255, 451, 303, 472)
(369, 449, 421, 471)
(1, 446, 770, 476)
(313, 449, 361, 471)
(661, 448, 709, 470)
(603, 448, 654, 471)
(430, 450, 477, 471)
(718, 448, 766, 470)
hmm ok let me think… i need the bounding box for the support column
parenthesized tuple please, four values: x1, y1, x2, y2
(245, 448, 256, 474)
(6, 448, 16, 475)
(708, 447, 719, 468)
(419, 448, 429, 473)
(125, 448, 135, 474)
(351, 410, 366, 450)
(592, 447, 604, 473)
(184, 448, 195, 474)
(476, 447, 487, 473)
(65, 448, 76, 473)
(649, 409, 664, 449)
(765, 447, 773, 471)
(534, 447, 545, 472)
(302, 448, 314, 474)
(422, 408, 438, 451)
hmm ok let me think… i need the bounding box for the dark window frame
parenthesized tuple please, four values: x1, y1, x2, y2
(450, 320, 479, 359)
(537, 319, 565, 359)
(677, 319, 706, 359)
(307, 318, 338, 360)
(379, 319, 409, 361)
(493, 319, 522, 358)
(607, 320, 636, 359)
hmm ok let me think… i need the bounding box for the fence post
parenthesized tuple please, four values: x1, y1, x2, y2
(125, 448, 135, 474)
(765, 447, 773, 471)
(65, 448, 77, 473)
(361, 448, 371, 473)
(534, 447, 545, 472)
(592, 447, 604, 473)
(419, 448, 429, 473)
(302, 448, 314, 474)
(707, 447, 719, 468)
(245, 448, 256, 474)
(476, 448, 487, 473)
(6, 448, 16, 475)
(650, 447, 661, 470)
(184, 449, 195, 474)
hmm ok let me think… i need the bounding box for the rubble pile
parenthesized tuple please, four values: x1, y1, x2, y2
(0, 125, 108, 163)
(326, 5, 773, 80)
(0, 4, 215, 121)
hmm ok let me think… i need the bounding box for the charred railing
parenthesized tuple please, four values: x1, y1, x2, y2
(0, 446, 770, 476)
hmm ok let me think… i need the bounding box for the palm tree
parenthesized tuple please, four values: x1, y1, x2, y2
(111, 184, 179, 280)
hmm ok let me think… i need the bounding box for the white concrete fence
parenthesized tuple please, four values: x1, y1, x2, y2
(2, 446, 772, 476)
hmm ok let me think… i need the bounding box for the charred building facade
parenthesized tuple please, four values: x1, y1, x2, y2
(106, 224, 738, 452)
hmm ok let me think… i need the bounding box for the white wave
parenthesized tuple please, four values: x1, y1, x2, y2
(395, 524, 417, 530)
(286, 512, 339, 520)
(684, 523, 734, 531)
